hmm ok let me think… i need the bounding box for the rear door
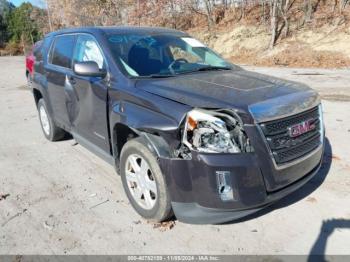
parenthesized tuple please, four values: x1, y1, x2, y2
(45, 34, 76, 129)
(70, 34, 110, 153)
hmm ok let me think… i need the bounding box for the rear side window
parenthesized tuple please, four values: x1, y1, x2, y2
(50, 35, 75, 68)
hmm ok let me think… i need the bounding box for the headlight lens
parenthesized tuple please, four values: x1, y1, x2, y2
(181, 109, 254, 154)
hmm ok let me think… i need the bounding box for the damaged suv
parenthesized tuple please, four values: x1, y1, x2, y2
(32, 27, 324, 224)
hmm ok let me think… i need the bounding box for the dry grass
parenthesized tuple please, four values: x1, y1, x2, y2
(191, 23, 350, 68)
(188, 1, 350, 68)
(229, 45, 350, 68)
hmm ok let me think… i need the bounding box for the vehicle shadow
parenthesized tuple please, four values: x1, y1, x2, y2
(308, 219, 350, 261)
(59, 132, 73, 141)
(225, 136, 333, 224)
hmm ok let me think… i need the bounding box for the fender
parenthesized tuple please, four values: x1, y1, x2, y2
(32, 76, 53, 114)
(110, 101, 181, 133)
(109, 100, 188, 163)
(135, 131, 173, 159)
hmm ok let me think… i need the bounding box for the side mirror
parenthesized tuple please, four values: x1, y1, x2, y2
(73, 61, 106, 78)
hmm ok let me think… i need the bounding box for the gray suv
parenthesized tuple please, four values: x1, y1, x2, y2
(32, 26, 325, 224)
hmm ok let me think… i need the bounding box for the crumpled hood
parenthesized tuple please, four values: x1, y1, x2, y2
(136, 69, 320, 122)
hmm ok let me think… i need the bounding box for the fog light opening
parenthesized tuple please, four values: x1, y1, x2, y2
(216, 171, 235, 202)
(219, 185, 226, 194)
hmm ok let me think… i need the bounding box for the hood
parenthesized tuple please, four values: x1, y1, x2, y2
(136, 69, 320, 123)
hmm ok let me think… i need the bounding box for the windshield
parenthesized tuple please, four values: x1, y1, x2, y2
(106, 33, 233, 77)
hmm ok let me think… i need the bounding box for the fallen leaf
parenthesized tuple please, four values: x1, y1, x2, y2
(150, 220, 176, 232)
(332, 155, 341, 160)
(307, 197, 317, 203)
(0, 194, 10, 201)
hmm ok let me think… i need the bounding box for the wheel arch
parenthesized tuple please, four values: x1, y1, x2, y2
(111, 122, 173, 168)
(33, 88, 43, 107)
(110, 100, 180, 161)
(112, 123, 138, 163)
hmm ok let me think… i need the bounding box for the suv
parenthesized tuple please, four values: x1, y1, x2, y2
(32, 27, 324, 224)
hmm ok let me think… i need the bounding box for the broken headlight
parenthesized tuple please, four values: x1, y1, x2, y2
(181, 109, 254, 154)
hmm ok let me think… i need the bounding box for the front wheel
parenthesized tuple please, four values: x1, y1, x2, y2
(120, 138, 173, 222)
(37, 99, 66, 141)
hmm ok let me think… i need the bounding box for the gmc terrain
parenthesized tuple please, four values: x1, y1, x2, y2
(32, 27, 324, 224)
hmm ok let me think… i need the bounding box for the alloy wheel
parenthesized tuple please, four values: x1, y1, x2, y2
(39, 105, 50, 136)
(125, 154, 157, 210)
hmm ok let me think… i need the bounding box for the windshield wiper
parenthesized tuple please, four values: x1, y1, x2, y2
(196, 66, 232, 72)
(149, 74, 175, 78)
(177, 66, 232, 75)
(132, 74, 175, 79)
(132, 66, 231, 79)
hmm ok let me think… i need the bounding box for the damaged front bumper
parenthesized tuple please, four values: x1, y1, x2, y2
(159, 145, 323, 224)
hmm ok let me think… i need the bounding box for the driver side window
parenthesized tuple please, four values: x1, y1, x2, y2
(74, 35, 105, 69)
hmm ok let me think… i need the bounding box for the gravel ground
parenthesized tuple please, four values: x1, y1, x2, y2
(0, 56, 349, 255)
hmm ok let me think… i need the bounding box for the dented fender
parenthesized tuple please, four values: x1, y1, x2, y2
(108, 96, 191, 162)
(110, 101, 180, 133)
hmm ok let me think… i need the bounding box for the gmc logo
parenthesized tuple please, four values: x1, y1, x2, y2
(288, 119, 316, 138)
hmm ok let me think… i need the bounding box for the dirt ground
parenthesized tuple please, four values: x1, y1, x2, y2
(0, 56, 350, 255)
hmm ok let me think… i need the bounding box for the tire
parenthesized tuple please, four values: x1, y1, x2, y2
(37, 99, 66, 141)
(120, 138, 173, 222)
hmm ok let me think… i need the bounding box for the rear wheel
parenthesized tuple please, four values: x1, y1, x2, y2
(120, 138, 172, 222)
(37, 99, 66, 141)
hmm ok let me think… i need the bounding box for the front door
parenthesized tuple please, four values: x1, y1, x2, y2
(69, 34, 110, 153)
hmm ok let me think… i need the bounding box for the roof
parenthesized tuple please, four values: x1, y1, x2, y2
(46, 26, 187, 37)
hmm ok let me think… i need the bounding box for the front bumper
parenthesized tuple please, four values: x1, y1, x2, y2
(171, 161, 321, 224)
(159, 143, 323, 224)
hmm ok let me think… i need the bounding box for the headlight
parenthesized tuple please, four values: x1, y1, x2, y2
(181, 109, 254, 154)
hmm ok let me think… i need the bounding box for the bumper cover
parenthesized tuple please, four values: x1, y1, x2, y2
(159, 143, 323, 224)
(171, 159, 321, 224)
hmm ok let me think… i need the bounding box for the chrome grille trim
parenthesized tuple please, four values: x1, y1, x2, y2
(257, 104, 324, 169)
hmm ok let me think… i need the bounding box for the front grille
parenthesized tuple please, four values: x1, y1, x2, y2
(259, 106, 322, 165)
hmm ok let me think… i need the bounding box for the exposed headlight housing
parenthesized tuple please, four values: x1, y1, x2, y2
(179, 109, 254, 156)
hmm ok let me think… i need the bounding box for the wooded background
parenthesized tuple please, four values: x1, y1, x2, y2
(0, 0, 349, 55)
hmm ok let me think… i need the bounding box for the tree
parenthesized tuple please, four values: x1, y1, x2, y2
(268, 0, 296, 49)
(46, 0, 130, 29)
(269, 0, 278, 49)
(0, 0, 14, 46)
(304, 0, 312, 23)
(0, 14, 7, 46)
(203, 0, 215, 35)
(279, 0, 293, 38)
(7, 3, 42, 52)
